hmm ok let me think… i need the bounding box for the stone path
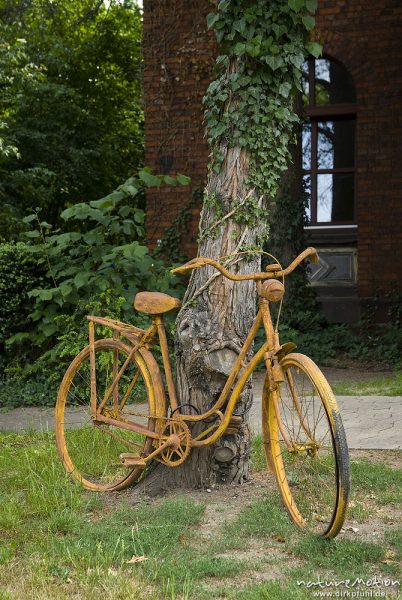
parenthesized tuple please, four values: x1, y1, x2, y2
(1, 376, 400, 450)
(248, 375, 402, 450)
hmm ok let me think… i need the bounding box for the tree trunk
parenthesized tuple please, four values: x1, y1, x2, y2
(137, 143, 269, 495)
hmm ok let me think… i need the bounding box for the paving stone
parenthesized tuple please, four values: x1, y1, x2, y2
(1, 376, 401, 451)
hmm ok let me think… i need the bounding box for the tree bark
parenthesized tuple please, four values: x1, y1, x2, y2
(137, 142, 269, 495)
(173, 144, 261, 487)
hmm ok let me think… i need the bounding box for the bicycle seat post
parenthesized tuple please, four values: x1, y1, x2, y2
(153, 314, 179, 413)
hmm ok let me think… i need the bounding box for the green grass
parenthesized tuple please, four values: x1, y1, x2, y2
(351, 458, 402, 505)
(0, 430, 401, 599)
(332, 371, 402, 396)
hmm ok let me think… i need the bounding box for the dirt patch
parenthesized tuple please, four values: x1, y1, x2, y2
(350, 448, 402, 469)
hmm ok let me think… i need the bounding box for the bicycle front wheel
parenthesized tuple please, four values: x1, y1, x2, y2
(262, 353, 350, 538)
(55, 338, 166, 491)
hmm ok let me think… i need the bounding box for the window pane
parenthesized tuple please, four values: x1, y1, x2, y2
(317, 120, 355, 169)
(302, 122, 311, 170)
(303, 174, 311, 222)
(317, 173, 354, 223)
(315, 59, 356, 105)
(302, 60, 309, 105)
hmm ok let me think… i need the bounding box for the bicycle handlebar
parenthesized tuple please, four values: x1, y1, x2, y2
(171, 247, 319, 281)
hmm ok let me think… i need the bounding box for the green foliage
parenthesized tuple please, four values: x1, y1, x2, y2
(0, 170, 189, 407)
(0, 0, 144, 234)
(0, 291, 134, 408)
(0, 36, 41, 161)
(0, 242, 45, 349)
(205, 0, 321, 227)
(11, 170, 187, 347)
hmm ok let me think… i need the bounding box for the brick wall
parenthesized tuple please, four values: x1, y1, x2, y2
(143, 0, 215, 258)
(314, 0, 402, 300)
(143, 0, 402, 307)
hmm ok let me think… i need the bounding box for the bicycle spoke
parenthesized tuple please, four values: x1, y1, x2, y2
(56, 340, 159, 491)
(266, 355, 348, 537)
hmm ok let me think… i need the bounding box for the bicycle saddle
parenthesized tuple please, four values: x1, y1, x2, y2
(134, 291, 182, 315)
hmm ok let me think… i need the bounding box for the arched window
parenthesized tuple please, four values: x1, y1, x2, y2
(301, 57, 356, 227)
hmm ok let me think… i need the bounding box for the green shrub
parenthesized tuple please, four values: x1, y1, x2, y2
(0, 242, 46, 349)
(0, 290, 146, 408)
(0, 170, 189, 407)
(8, 170, 189, 349)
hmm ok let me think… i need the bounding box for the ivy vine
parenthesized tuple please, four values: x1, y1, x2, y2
(204, 0, 321, 223)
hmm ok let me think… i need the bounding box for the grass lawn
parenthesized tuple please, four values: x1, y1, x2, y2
(332, 371, 402, 397)
(0, 431, 401, 599)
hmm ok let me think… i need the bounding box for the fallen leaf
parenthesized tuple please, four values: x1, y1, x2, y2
(127, 555, 148, 564)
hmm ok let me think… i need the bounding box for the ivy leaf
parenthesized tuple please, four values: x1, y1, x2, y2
(233, 19, 247, 36)
(302, 14, 316, 30)
(306, 0, 318, 11)
(265, 55, 283, 71)
(207, 12, 220, 29)
(238, 75, 251, 87)
(216, 55, 228, 66)
(234, 42, 246, 56)
(306, 41, 322, 58)
(123, 220, 133, 235)
(246, 43, 261, 58)
(288, 0, 305, 12)
(207, 79, 220, 94)
(176, 173, 191, 186)
(118, 205, 131, 218)
(279, 82, 292, 98)
(138, 170, 162, 188)
(119, 184, 138, 196)
(163, 175, 178, 186)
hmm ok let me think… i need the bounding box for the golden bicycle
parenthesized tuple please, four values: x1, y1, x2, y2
(55, 247, 350, 538)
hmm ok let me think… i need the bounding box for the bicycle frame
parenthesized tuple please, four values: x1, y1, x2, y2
(92, 285, 284, 450)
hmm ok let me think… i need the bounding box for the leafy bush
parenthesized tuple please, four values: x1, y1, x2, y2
(0, 1, 144, 231)
(8, 170, 189, 349)
(278, 291, 402, 369)
(0, 291, 138, 408)
(0, 169, 190, 407)
(0, 242, 46, 350)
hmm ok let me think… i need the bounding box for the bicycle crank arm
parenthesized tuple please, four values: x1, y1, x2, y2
(120, 434, 181, 466)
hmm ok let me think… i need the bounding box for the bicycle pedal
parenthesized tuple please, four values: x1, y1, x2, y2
(119, 453, 147, 467)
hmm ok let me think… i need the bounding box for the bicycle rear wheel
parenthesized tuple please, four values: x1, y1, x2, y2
(55, 338, 166, 491)
(262, 353, 349, 538)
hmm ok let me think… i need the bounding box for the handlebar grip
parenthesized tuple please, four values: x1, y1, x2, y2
(309, 247, 319, 264)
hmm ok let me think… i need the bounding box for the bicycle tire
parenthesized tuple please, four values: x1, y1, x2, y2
(55, 338, 166, 491)
(262, 352, 350, 538)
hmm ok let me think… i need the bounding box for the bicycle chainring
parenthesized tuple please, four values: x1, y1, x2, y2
(157, 419, 191, 467)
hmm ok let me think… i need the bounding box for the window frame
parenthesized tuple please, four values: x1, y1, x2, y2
(302, 56, 357, 228)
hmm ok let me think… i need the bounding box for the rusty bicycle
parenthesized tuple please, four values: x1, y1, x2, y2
(55, 247, 350, 538)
